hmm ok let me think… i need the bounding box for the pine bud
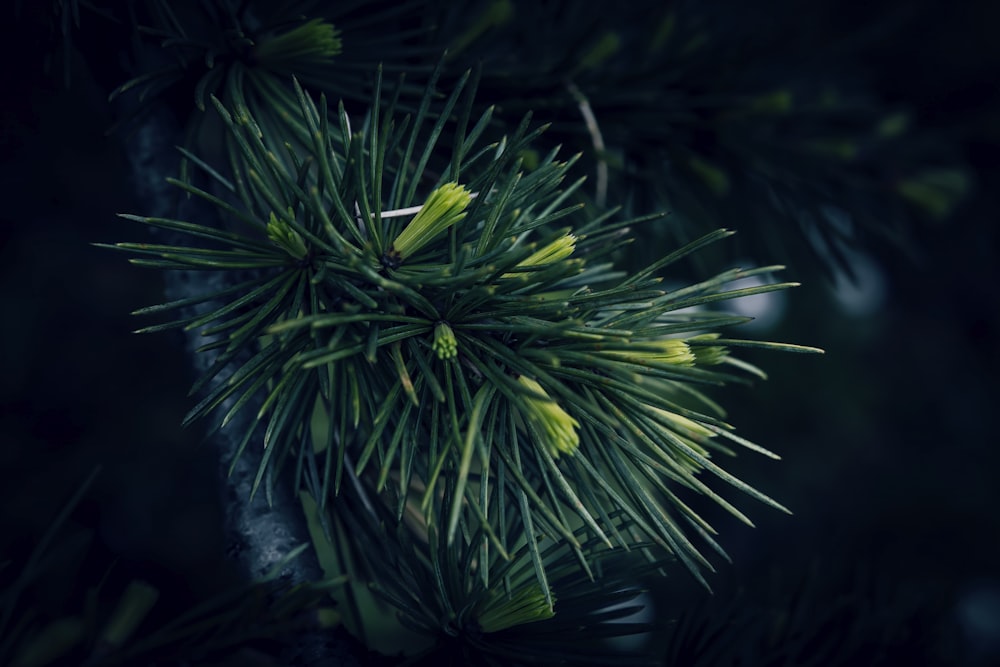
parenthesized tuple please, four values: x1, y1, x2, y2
(609, 338, 695, 365)
(518, 376, 580, 458)
(432, 322, 458, 360)
(253, 18, 342, 66)
(649, 406, 715, 440)
(390, 183, 472, 260)
(689, 333, 729, 365)
(266, 212, 309, 260)
(475, 584, 555, 633)
(503, 233, 576, 277)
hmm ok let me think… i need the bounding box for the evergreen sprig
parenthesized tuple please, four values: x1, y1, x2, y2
(108, 70, 820, 653)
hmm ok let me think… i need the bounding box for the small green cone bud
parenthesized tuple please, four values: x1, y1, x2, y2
(432, 322, 458, 360)
(267, 212, 309, 260)
(390, 183, 472, 260)
(518, 376, 580, 458)
(475, 584, 555, 633)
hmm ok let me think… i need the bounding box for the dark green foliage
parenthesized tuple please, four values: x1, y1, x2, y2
(106, 60, 820, 659)
(424, 1, 970, 276)
(24, 1, 981, 664)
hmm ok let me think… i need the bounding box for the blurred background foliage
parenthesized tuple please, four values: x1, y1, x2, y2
(2, 0, 998, 664)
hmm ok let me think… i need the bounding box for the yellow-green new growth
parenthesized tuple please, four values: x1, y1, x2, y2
(432, 322, 458, 360)
(503, 233, 577, 277)
(266, 212, 309, 260)
(254, 18, 342, 66)
(649, 406, 716, 440)
(518, 376, 580, 459)
(475, 584, 555, 633)
(689, 333, 729, 365)
(610, 338, 695, 365)
(391, 183, 472, 260)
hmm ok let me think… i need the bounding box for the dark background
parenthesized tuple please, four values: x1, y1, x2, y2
(2, 2, 998, 665)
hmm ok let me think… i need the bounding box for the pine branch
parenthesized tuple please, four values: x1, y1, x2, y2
(109, 71, 820, 659)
